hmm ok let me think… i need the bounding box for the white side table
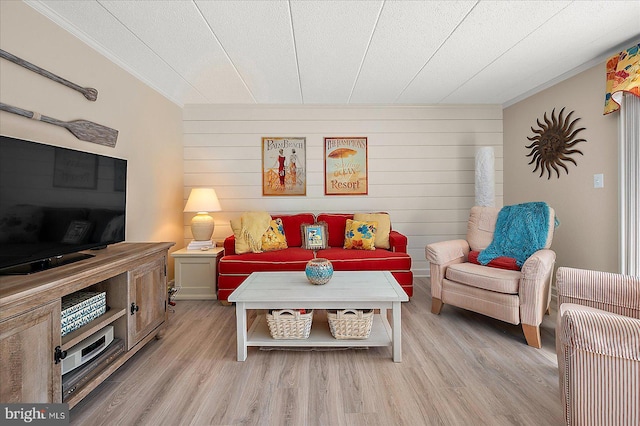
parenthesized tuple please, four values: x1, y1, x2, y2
(171, 247, 224, 300)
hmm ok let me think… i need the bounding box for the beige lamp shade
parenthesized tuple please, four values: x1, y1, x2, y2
(184, 188, 221, 241)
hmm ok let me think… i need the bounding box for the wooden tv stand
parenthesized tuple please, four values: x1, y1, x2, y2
(0, 242, 174, 408)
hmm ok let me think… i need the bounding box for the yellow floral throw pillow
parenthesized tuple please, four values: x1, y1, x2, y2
(353, 213, 391, 249)
(344, 219, 377, 250)
(261, 218, 288, 251)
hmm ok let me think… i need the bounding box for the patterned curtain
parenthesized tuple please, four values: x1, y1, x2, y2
(604, 43, 640, 115)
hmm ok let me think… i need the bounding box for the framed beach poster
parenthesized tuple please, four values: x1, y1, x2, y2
(262, 137, 306, 196)
(324, 137, 368, 195)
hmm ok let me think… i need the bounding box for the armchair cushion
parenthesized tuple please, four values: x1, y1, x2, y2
(446, 263, 521, 294)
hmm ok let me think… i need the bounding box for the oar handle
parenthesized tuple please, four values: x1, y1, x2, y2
(0, 49, 98, 101)
(0, 102, 62, 126)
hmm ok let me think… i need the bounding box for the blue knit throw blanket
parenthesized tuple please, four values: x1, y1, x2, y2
(477, 202, 550, 267)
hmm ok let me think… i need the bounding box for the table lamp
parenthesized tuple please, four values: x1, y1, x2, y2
(184, 188, 221, 242)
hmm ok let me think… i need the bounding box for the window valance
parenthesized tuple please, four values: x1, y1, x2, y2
(604, 43, 640, 114)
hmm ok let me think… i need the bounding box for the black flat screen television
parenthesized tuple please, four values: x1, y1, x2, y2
(0, 135, 127, 274)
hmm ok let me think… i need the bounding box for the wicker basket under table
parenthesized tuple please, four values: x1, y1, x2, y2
(266, 309, 313, 339)
(328, 309, 374, 339)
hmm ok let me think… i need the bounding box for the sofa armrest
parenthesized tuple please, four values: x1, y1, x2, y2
(425, 239, 469, 265)
(519, 249, 556, 326)
(556, 267, 640, 319)
(223, 235, 236, 255)
(388, 230, 408, 253)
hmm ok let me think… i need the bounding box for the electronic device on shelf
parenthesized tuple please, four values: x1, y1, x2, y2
(62, 325, 114, 375)
(0, 135, 127, 274)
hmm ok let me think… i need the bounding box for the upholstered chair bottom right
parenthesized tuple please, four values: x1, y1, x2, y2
(556, 267, 640, 426)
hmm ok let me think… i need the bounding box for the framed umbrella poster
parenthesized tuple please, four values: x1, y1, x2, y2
(324, 137, 368, 195)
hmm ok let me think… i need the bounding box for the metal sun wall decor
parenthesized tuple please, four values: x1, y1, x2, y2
(525, 107, 586, 179)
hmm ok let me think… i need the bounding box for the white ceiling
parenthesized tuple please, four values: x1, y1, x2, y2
(27, 0, 640, 107)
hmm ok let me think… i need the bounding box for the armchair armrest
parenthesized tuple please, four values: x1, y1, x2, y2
(519, 249, 556, 326)
(559, 304, 640, 360)
(425, 239, 469, 265)
(521, 249, 556, 280)
(388, 230, 407, 253)
(558, 305, 640, 425)
(425, 239, 469, 304)
(556, 267, 640, 319)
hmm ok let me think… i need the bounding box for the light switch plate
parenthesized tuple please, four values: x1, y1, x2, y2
(594, 173, 604, 188)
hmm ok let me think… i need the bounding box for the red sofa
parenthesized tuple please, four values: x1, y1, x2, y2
(218, 213, 413, 302)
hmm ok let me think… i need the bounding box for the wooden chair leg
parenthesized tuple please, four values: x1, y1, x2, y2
(431, 298, 443, 314)
(522, 324, 541, 348)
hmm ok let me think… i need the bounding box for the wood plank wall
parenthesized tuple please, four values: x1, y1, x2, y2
(182, 105, 503, 276)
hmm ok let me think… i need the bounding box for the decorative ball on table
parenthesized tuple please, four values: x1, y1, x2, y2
(305, 258, 333, 285)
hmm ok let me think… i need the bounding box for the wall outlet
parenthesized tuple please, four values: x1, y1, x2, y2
(594, 173, 604, 188)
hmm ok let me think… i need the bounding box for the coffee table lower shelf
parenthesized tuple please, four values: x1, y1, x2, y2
(247, 312, 392, 348)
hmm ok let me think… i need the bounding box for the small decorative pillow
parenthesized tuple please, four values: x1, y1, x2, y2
(262, 218, 288, 251)
(353, 213, 390, 249)
(468, 250, 521, 271)
(344, 219, 377, 250)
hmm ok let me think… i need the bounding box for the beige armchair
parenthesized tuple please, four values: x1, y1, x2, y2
(425, 205, 556, 348)
(556, 267, 640, 426)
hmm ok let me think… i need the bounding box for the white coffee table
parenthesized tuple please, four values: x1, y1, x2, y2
(227, 271, 409, 362)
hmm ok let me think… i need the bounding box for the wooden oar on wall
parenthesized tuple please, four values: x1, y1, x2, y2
(0, 49, 98, 101)
(0, 103, 118, 147)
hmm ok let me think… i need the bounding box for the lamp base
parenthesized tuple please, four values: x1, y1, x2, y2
(191, 213, 214, 241)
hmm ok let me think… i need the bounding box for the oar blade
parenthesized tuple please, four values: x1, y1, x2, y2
(66, 120, 118, 147)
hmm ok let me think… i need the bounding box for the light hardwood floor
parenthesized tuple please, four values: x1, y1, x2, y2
(70, 278, 563, 425)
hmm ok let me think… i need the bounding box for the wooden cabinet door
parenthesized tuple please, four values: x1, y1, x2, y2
(128, 255, 167, 350)
(0, 301, 61, 403)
